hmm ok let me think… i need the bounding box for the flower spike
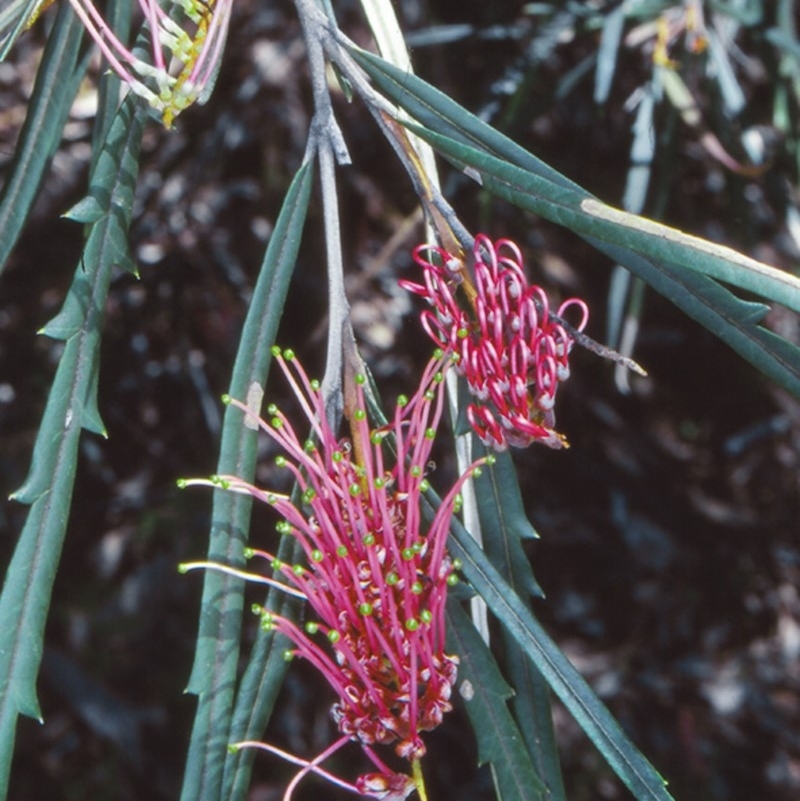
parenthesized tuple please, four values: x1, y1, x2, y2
(66, 0, 232, 125)
(402, 234, 589, 450)
(186, 348, 489, 799)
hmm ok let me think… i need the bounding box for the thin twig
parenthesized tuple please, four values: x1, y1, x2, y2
(294, 0, 354, 426)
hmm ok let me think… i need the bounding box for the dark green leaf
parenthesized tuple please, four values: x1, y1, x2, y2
(0, 1, 85, 275)
(408, 125, 800, 397)
(447, 601, 547, 801)
(0, 0, 45, 60)
(473, 447, 565, 800)
(351, 49, 800, 302)
(221, 525, 303, 801)
(180, 161, 314, 801)
(0, 96, 144, 797)
(475, 446, 541, 597)
(445, 517, 675, 801)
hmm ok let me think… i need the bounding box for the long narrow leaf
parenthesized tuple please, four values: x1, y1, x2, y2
(348, 49, 800, 313)
(0, 0, 85, 275)
(446, 600, 547, 801)
(0, 95, 144, 799)
(180, 161, 313, 801)
(444, 515, 675, 801)
(221, 534, 302, 801)
(0, 0, 47, 60)
(474, 448, 566, 801)
(475, 446, 542, 600)
(405, 125, 800, 397)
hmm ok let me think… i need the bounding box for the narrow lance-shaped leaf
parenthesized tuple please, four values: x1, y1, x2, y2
(474, 446, 541, 599)
(0, 95, 144, 799)
(180, 161, 314, 801)
(221, 533, 302, 801)
(348, 49, 800, 314)
(442, 513, 675, 801)
(0, 0, 86, 276)
(473, 447, 566, 801)
(0, 0, 50, 60)
(405, 125, 800, 398)
(446, 600, 547, 801)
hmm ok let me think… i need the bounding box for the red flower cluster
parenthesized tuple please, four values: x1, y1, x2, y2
(402, 235, 588, 450)
(184, 347, 488, 800)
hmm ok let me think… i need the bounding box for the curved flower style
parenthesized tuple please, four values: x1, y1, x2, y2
(182, 347, 490, 800)
(401, 235, 589, 450)
(68, 0, 231, 125)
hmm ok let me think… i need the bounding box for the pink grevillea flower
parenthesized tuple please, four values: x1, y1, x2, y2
(182, 347, 490, 800)
(67, 0, 231, 124)
(401, 234, 589, 451)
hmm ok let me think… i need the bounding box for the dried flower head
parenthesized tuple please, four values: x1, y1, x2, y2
(182, 347, 490, 800)
(401, 234, 589, 450)
(67, 0, 231, 124)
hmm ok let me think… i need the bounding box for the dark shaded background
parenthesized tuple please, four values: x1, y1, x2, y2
(1, 1, 798, 799)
